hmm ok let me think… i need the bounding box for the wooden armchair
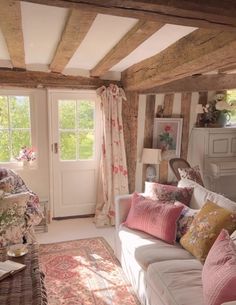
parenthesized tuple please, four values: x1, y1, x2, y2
(169, 158, 191, 181)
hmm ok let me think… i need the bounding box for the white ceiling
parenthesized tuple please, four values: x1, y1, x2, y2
(0, 1, 197, 79)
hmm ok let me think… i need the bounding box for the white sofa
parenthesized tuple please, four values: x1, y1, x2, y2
(115, 179, 236, 305)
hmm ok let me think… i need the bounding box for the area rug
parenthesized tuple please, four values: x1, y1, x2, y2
(39, 237, 140, 305)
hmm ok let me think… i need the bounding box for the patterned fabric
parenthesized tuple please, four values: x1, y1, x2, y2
(1, 169, 42, 227)
(202, 229, 236, 305)
(124, 193, 183, 244)
(180, 200, 236, 262)
(144, 182, 193, 205)
(175, 203, 199, 240)
(178, 165, 204, 186)
(0, 193, 29, 246)
(95, 84, 129, 227)
(39, 237, 140, 305)
(231, 230, 236, 245)
(0, 176, 14, 193)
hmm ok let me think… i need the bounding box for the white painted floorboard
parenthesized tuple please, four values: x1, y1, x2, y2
(36, 217, 115, 251)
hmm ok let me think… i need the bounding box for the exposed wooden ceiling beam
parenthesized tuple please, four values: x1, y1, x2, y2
(142, 74, 236, 94)
(122, 29, 236, 91)
(90, 20, 164, 77)
(50, 9, 96, 73)
(0, 0, 25, 69)
(0, 69, 120, 89)
(17, 0, 236, 31)
(218, 64, 236, 74)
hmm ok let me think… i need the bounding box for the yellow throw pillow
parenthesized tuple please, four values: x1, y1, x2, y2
(180, 200, 236, 262)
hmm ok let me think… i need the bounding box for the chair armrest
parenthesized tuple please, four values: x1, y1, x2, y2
(115, 194, 132, 230)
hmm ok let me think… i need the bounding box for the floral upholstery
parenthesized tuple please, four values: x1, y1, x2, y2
(0, 193, 29, 246)
(178, 165, 204, 186)
(144, 182, 193, 205)
(175, 203, 199, 240)
(0, 168, 43, 246)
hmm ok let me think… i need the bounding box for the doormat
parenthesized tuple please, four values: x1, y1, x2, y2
(39, 237, 140, 305)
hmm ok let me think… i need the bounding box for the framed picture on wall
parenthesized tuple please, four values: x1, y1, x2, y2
(153, 118, 183, 160)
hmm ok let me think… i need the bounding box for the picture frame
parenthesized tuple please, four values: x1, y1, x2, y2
(153, 118, 183, 160)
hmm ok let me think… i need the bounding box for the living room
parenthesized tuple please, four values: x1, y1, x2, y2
(0, 1, 236, 305)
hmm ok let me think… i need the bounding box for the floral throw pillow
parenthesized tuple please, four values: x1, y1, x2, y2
(178, 165, 204, 186)
(145, 182, 193, 206)
(0, 192, 29, 246)
(180, 200, 236, 262)
(174, 203, 199, 240)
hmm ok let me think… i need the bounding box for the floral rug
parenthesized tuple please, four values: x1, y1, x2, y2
(39, 237, 140, 305)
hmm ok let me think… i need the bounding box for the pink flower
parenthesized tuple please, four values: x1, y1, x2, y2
(112, 165, 118, 174)
(164, 125, 172, 132)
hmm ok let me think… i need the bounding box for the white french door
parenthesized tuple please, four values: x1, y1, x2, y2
(48, 90, 101, 217)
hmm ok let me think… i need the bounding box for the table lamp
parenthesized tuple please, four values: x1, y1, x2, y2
(141, 148, 162, 181)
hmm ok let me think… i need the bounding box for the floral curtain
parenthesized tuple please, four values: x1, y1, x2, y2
(94, 84, 129, 227)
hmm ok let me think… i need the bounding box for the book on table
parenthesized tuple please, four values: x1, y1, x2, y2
(0, 260, 26, 281)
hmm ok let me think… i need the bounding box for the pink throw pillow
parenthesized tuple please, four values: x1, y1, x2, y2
(124, 193, 183, 244)
(145, 182, 193, 205)
(202, 229, 236, 305)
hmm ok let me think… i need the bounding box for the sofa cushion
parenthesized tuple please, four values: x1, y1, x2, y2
(119, 225, 194, 270)
(146, 259, 203, 305)
(178, 165, 204, 186)
(0, 192, 29, 246)
(202, 229, 236, 305)
(175, 203, 199, 240)
(178, 179, 236, 211)
(144, 182, 193, 205)
(180, 200, 236, 262)
(124, 193, 183, 244)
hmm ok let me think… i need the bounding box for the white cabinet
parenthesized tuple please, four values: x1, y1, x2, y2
(188, 127, 236, 200)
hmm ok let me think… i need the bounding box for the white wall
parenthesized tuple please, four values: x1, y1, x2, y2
(0, 88, 50, 201)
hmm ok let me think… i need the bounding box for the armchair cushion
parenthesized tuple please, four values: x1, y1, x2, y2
(0, 192, 29, 246)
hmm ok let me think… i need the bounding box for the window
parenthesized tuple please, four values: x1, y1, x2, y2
(59, 99, 95, 160)
(0, 95, 32, 162)
(227, 89, 236, 123)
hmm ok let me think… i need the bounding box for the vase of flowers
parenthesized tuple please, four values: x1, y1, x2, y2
(16, 146, 36, 167)
(199, 93, 236, 127)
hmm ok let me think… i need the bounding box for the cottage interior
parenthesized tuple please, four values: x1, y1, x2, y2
(1, 1, 236, 305)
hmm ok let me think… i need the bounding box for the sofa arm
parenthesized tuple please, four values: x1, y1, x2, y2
(115, 194, 132, 230)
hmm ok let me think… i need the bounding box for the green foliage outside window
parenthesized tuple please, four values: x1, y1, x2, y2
(59, 100, 95, 160)
(0, 96, 31, 162)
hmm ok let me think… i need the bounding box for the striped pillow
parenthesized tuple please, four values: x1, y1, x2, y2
(124, 193, 183, 244)
(202, 229, 236, 305)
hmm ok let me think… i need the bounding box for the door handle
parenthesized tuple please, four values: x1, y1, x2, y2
(53, 143, 58, 154)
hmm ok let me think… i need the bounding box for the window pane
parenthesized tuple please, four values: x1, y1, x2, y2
(11, 130, 31, 159)
(60, 132, 76, 160)
(0, 130, 10, 162)
(78, 131, 94, 159)
(0, 96, 8, 128)
(78, 100, 94, 129)
(59, 100, 76, 129)
(9, 96, 30, 128)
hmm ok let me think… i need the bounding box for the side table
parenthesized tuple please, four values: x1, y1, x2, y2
(0, 244, 47, 305)
(35, 199, 49, 233)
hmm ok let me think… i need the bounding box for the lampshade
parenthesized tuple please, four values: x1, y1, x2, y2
(195, 104, 204, 114)
(141, 148, 162, 165)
